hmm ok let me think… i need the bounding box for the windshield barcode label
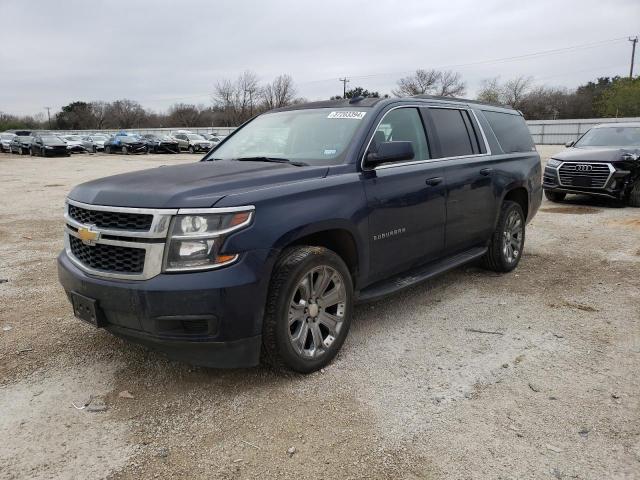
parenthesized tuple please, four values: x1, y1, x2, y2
(327, 111, 367, 120)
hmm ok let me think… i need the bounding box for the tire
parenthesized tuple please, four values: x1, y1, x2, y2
(105, 146, 111, 154)
(481, 200, 525, 273)
(544, 190, 566, 203)
(30, 148, 35, 156)
(122, 146, 128, 155)
(188, 145, 195, 154)
(93, 146, 97, 153)
(628, 180, 640, 207)
(262, 246, 353, 373)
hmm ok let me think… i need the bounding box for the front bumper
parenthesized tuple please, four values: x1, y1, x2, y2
(542, 164, 629, 199)
(67, 145, 87, 153)
(57, 248, 277, 368)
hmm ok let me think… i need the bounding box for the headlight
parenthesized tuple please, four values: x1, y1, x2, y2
(163, 208, 254, 272)
(547, 158, 561, 168)
(45, 146, 53, 149)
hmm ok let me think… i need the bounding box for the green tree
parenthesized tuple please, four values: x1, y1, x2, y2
(596, 78, 640, 117)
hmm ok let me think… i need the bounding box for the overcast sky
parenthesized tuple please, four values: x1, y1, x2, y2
(0, 0, 638, 117)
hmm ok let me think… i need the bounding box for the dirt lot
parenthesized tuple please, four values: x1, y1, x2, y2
(1, 146, 639, 480)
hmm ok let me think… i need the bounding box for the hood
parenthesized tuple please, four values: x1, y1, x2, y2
(68, 160, 329, 208)
(66, 140, 82, 146)
(552, 147, 640, 163)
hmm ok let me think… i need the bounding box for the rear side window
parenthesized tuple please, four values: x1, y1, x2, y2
(482, 111, 535, 153)
(429, 108, 475, 158)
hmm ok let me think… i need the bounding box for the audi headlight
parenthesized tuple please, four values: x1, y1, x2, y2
(547, 158, 561, 168)
(163, 208, 254, 272)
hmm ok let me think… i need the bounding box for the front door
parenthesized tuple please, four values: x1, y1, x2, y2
(363, 107, 446, 282)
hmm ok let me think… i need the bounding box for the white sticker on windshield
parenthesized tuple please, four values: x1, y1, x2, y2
(327, 111, 367, 120)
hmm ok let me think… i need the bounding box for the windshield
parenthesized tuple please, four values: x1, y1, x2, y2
(91, 135, 107, 141)
(64, 135, 81, 141)
(1, 134, 16, 140)
(42, 136, 65, 144)
(575, 127, 640, 147)
(187, 134, 205, 140)
(208, 108, 368, 165)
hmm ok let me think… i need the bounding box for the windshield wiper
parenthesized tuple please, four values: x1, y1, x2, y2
(234, 156, 308, 167)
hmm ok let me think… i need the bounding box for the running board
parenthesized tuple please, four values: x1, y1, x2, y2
(356, 246, 487, 303)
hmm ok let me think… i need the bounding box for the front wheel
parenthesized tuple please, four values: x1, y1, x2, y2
(544, 190, 566, 203)
(188, 145, 195, 154)
(105, 146, 111, 154)
(628, 180, 640, 207)
(122, 146, 128, 155)
(482, 201, 525, 273)
(262, 246, 353, 373)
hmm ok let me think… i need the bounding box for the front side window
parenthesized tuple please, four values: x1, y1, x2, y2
(429, 108, 475, 158)
(575, 126, 640, 147)
(207, 108, 369, 165)
(370, 107, 429, 161)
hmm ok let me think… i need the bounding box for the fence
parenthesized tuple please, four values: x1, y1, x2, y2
(526, 117, 640, 145)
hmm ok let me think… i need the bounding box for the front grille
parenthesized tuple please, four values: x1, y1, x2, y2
(68, 204, 153, 231)
(70, 236, 145, 273)
(558, 162, 611, 189)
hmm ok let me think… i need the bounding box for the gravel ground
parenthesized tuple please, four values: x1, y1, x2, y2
(0, 146, 639, 480)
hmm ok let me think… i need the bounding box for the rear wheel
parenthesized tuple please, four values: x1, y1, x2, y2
(544, 190, 566, 202)
(262, 246, 353, 373)
(628, 180, 640, 207)
(482, 201, 525, 273)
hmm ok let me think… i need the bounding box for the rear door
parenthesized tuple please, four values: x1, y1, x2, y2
(363, 106, 446, 282)
(423, 107, 496, 254)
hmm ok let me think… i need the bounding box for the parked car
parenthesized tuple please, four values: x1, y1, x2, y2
(201, 133, 222, 144)
(172, 132, 212, 153)
(543, 122, 640, 207)
(142, 133, 180, 153)
(81, 134, 109, 153)
(9, 135, 33, 155)
(0, 133, 16, 152)
(58, 96, 541, 373)
(61, 135, 87, 153)
(30, 134, 70, 157)
(104, 133, 148, 154)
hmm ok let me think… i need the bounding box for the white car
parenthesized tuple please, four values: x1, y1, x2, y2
(0, 133, 16, 152)
(61, 135, 87, 153)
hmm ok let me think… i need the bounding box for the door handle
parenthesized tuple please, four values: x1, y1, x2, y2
(425, 177, 443, 186)
(480, 167, 493, 176)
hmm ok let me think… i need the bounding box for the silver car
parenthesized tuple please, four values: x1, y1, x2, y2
(172, 132, 213, 153)
(81, 134, 109, 153)
(0, 133, 16, 152)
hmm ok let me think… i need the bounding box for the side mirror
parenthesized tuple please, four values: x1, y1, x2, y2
(365, 141, 415, 167)
(565, 140, 575, 148)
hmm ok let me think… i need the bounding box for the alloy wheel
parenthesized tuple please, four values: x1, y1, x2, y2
(287, 265, 347, 359)
(502, 210, 523, 264)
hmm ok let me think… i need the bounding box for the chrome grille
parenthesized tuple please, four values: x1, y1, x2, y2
(64, 199, 177, 280)
(558, 162, 613, 189)
(68, 204, 153, 231)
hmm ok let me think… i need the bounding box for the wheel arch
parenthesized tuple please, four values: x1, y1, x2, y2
(502, 185, 529, 221)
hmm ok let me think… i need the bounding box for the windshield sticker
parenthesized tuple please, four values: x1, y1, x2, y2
(324, 149, 337, 155)
(327, 111, 367, 120)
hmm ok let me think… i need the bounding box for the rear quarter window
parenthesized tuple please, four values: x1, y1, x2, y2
(482, 110, 535, 154)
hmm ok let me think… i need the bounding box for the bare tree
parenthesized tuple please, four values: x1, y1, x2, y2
(392, 69, 440, 96)
(393, 69, 465, 97)
(437, 71, 466, 97)
(106, 99, 146, 128)
(262, 74, 297, 109)
(168, 103, 201, 127)
(213, 71, 261, 125)
(476, 77, 502, 104)
(90, 101, 109, 129)
(501, 76, 533, 110)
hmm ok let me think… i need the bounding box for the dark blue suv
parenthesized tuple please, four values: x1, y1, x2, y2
(58, 96, 541, 373)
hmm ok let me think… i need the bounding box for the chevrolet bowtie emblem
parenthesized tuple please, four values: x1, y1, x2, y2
(77, 226, 100, 245)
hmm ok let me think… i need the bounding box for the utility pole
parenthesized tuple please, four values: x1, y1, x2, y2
(630, 36, 638, 79)
(339, 77, 350, 98)
(44, 106, 51, 128)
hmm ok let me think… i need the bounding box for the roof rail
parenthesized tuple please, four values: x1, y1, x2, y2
(410, 94, 513, 109)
